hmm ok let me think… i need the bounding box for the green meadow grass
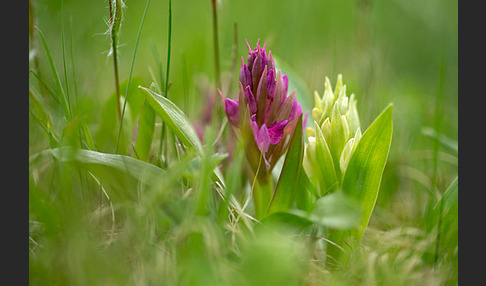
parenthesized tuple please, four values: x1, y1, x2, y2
(29, 0, 457, 285)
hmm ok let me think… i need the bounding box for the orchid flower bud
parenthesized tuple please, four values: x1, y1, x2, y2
(303, 74, 361, 195)
(219, 40, 304, 175)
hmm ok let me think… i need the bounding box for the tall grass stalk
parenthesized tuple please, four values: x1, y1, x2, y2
(156, 0, 173, 168)
(115, 0, 151, 154)
(108, 0, 123, 121)
(211, 0, 221, 89)
(164, 0, 172, 98)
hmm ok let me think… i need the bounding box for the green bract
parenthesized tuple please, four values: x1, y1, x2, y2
(304, 74, 362, 196)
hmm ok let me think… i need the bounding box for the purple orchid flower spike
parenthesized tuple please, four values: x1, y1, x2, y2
(219, 40, 304, 177)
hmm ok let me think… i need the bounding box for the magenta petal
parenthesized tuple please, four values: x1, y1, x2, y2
(244, 86, 257, 114)
(239, 58, 251, 89)
(251, 121, 270, 153)
(224, 98, 239, 127)
(257, 124, 270, 153)
(267, 50, 275, 73)
(303, 110, 309, 128)
(282, 75, 289, 96)
(288, 97, 302, 122)
(267, 119, 288, 144)
(266, 69, 276, 99)
(261, 48, 268, 69)
(251, 119, 259, 139)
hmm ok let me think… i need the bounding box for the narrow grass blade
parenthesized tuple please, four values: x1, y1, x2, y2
(29, 88, 58, 147)
(427, 176, 458, 259)
(327, 104, 393, 263)
(421, 126, 458, 156)
(35, 26, 70, 120)
(267, 115, 304, 216)
(29, 69, 60, 105)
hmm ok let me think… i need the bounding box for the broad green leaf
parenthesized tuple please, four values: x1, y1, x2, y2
(327, 104, 393, 263)
(138, 86, 226, 189)
(308, 192, 362, 230)
(266, 192, 362, 232)
(133, 99, 155, 162)
(294, 171, 315, 212)
(260, 211, 313, 231)
(138, 86, 203, 154)
(42, 147, 166, 200)
(266, 115, 304, 216)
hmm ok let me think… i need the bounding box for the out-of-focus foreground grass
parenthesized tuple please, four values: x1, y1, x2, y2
(29, 0, 457, 285)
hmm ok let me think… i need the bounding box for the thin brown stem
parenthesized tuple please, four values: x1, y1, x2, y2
(109, 0, 122, 120)
(211, 0, 221, 89)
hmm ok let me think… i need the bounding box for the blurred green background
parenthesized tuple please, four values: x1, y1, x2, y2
(30, 0, 458, 211)
(29, 0, 458, 284)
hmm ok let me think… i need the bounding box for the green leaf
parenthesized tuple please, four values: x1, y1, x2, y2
(133, 99, 155, 161)
(138, 86, 203, 154)
(45, 147, 166, 200)
(266, 115, 304, 216)
(138, 86, 226, 189)
(327, 104, 393, 263)
(260, 211, 313, 231)
(308, 192, 362, 230)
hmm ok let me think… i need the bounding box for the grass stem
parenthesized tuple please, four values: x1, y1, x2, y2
(115, 0, 151, 154)
(211, 0, 221, 89)
(108, 0, 122, 121)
